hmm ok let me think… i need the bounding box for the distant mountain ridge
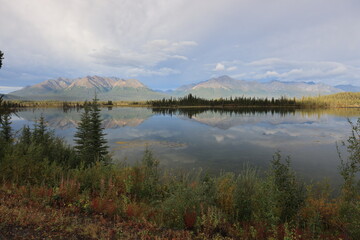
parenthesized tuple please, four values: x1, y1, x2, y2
(335, 84, 360, 92)
(170, 75, 346, 98)
(10, 76, 165, 101)
(8, 75, 360, 101)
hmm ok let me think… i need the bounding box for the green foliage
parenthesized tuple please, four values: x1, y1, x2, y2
(74, 103, 92, 164)
(89, 96, 108, 159)
(0, 112, 12, 143)
(0, 116, 78, 185)
(160, 181, 204, 229)
(74, 97, 109, 167)
(0, 50, 3, 69)
(269, 152, 306, 223)
(234, 166, 260, 222)
(339, 118, 360, 199)
(338, 118, 360, 239)
(133, 148, 160, 201)
(149, 93, 298, 107)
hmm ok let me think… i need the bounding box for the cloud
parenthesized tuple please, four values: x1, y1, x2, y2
(171, 55, 188, 60)
(1, 0, 360, 88)
(213, 63, 225, 71)
(0, 86, 23, 94)
(227, 66, 237, 71)
(210, 58, 360, 86)
(91, 39, 197, 68)
(126, 67, 180, 77)
(0, 0, 205, 85)
(214, 134, 225, 143)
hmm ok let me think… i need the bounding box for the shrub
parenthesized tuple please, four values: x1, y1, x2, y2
(338, 118, 360, 239)
(234, 165, 260, 222)
(269, 152, 306, 223)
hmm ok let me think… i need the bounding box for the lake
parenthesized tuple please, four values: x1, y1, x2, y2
(10, 107, 360, 184)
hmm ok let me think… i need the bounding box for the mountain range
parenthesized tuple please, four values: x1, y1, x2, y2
(10, 76, 166, 101)
(169, 75, 346, 98)
(6, 75, 360, 101)
(335, 84, 360, 92)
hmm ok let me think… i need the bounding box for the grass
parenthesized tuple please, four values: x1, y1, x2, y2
(299, 92, 360, 108)
(0, 155, 351, 239)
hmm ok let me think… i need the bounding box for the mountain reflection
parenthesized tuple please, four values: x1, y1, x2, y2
(15, 107, 360, 130)
(16, 107, 154, 129)
(10, 106, 360, 182)
(152, 107, 360, 130)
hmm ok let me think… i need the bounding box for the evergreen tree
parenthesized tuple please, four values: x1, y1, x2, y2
(0, 50, 3, 69)
(0, 112, 12, 143)
(74, 97, 108, 166)
(89, 96, 108, 160)
(33, 115, 49, 144)
(0, 99, 12, 159)
(19, 125, 32, 146)
(74, 102, 92, 164)
(0, 95, 5, 117)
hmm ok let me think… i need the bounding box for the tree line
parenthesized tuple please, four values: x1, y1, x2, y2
(0, 95, 109, 169)
(148, 93, 298, 107)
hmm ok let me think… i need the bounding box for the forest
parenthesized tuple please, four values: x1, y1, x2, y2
(148, 94, 298, 108)
(1, 94, 360, 239)
(148, 92, 360, 108)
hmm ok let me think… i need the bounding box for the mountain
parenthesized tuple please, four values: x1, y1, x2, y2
(172, 75, 343, 98)
(10, 76, 166, 101)
(66, 76, 116, 90)
(11, 77, 74, 99)
(335, 84, 360, 92)
(1, 94, 24, 100)
(9, 75, 349, 101)
(33, 77, 73, 90)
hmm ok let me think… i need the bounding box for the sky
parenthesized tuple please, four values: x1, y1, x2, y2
(1, 0, 360, 93)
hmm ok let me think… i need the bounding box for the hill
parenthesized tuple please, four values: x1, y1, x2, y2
(335, 84, 360, 92)
(301, 92, 360, 107)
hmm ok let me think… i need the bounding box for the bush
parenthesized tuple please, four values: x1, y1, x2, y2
(269, 152, 306, 223)
(338, 118, 360, 239)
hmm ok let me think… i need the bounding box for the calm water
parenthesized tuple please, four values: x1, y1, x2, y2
(10, 107, 360, 184)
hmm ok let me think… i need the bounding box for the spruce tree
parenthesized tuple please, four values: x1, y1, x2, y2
(74, 102, 92, 164)
(33, 115, 48, 144)
(89, 96, 108, 160)
(0, 50, 3, 69)
(20, 125, 32, 146)
(74, 97, 108, 167)
(0, 112, 12, 143)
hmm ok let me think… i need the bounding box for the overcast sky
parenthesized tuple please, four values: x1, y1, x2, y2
(1, 0, 360, 92)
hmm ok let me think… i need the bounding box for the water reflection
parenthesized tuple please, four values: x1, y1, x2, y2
(11, 107, 360, 183)
(16, 107, 154, 129)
